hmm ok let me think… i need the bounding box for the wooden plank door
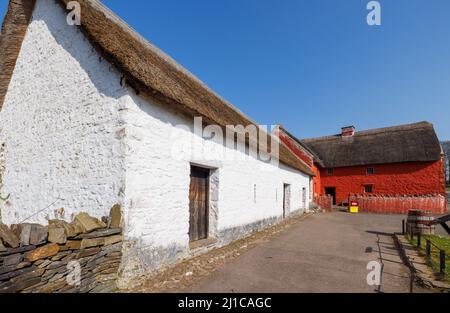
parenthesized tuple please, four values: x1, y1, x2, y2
(189, 166, 209, 242)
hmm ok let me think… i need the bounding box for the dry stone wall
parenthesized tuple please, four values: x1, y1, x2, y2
(0, 205, 122, 293)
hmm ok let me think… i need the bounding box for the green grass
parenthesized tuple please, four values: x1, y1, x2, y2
(446, 186, 450, 192)
(408, 234, 450, 280)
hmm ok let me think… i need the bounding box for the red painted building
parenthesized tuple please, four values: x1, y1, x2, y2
(275, 126, 324, 201)
(319, 161, 445, 205)
(279, 122, 446, 211)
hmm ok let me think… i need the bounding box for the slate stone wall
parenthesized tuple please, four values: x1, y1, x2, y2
(0, 206, 122, 293)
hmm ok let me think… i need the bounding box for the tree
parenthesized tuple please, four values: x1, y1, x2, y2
(441, 141, 450, 186)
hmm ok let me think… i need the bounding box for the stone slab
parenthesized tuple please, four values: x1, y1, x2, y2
(25, 244, 60, 262)
(75, 228, 121, 240)
(48, 228, 67, 244)
(74, 213, 106, 233)
(109, 204, 121, 228)
(0, 223, 19, 248)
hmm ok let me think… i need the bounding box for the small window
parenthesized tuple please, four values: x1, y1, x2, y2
(254, 184, 257, 203)
(364, 185, 373, 193)
(366, 167, 375, 175)
(327, 168, 334, 176)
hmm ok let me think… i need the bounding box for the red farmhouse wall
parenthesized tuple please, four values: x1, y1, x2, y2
(320, 160, 446, 205)
(312, 163, 321, 198)
(278, 132, 313, 168)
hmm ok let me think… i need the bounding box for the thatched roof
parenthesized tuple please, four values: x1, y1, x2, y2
(0, 0, 314, 176)
(301, 122, 442, 168)
(0, 0, 36, 109)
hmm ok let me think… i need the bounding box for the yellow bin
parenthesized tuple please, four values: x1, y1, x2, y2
(349, 201, 359, 214)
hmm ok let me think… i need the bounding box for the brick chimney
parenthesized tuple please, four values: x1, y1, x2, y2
(341, 126, 356, 137)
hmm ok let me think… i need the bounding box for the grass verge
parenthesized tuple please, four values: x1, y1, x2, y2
(408, 234, 450, 280)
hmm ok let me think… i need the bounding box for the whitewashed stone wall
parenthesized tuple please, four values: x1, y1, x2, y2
(0, 0, 126, 224)
(0, 0, 312, 286)
(118, 91, 311, 285)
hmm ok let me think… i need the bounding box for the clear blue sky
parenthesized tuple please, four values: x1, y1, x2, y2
(1, 0, 450, 140)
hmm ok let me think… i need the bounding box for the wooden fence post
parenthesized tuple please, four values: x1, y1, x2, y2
(440, 251, 446, 275)
(426, 240, 431, 257)
(417, 233, 421, 253)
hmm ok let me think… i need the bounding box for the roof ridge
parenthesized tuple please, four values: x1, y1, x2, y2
(301, 121, 433, 143)
(0, 0, 314, 176)
(85, 0, 260, 127)
(300, 121, 441, 168)
(277, 125, 325, 166)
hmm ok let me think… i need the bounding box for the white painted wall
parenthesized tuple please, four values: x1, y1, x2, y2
(119, 90, 311, 282)
(0, 0, 312, 284)
(0, 0, 126, 224)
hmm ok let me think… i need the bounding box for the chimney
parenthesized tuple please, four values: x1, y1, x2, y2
(341, 126, 356, 137)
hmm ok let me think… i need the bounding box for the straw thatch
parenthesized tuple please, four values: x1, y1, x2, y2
(0, 0, 314, 175)
(301, 122, 442, 168)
